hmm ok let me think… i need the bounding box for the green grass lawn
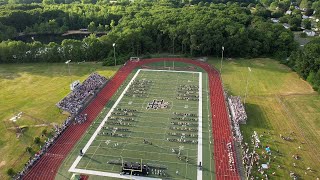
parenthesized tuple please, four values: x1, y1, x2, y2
(209, 58, 320, 179)
(1, 57, 319, 180)
(0, 62, 119, 179)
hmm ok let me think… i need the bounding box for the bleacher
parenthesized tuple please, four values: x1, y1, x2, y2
(56, 72, 108, 115)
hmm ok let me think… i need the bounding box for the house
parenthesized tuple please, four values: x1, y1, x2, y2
(302, 15, 309, 19)
(286, 10, 292, 15)
(303, 29, 316, 36)
(283, 23, 291, 29)
(271, 18, 279, 23)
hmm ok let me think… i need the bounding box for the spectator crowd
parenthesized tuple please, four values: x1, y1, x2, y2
(228, 96, 247, 143)
(226, 142, 236, 171)
(14, 117, 72, 180)
(242, 131, 261, 178)
(15, 72, 108, 179)
(228, 96, 247, 124)
(74, 114, 88, 125)
(57, 73, 108, 114)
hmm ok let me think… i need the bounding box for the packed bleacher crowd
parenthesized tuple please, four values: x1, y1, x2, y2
(14, 117, 72, 180)
(228, 96, 246, 143)
(57, 73, 108, 114)
(228, 96, 247, 124)
(14, 73, 109, 179)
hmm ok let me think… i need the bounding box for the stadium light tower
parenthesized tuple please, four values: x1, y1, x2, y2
(113, 43, 116, 66)
(220, 46, 224, 74)
(244, 67, 252, 104)
(65, 60, 72, 82)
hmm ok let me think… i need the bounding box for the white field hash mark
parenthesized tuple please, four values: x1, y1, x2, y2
(69, 69, 203, 180)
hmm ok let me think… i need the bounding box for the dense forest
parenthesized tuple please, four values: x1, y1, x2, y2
(0, 1, 319, 91)
(0, 3, 298, 62)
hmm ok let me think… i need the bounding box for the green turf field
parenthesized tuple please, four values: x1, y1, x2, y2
(67, 68, 210, 179)
(0, 62, 119, 179)
(210, 58, 320, 179)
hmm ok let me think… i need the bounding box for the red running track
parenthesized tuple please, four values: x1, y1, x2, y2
(23, 58, 239, 180)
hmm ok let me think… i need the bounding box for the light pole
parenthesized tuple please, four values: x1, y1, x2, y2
(220, 46, 224, 74)
(65, 60, 72, 83)
(113, 43, 116, 66)
(244, 67, 252, 104)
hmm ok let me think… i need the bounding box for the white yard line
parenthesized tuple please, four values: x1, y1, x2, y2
(141, 69, 199, 74)
(206, 74, 214, 180)
(85, 141, 102, 169)
(197, 72, 203, 180)
(69, 69, 142, 172)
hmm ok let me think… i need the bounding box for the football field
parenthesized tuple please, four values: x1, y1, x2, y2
(68, 68, 212, 180)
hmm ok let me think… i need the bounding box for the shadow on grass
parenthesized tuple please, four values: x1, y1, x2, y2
(241, 103, 272, 140)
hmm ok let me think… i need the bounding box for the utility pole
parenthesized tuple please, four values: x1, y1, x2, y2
(220, 46, 224, 74)
(65, 60, 72, 83)
(113, 43, 116, 66)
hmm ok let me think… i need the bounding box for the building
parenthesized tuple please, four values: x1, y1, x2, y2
(303, 29, 316, 36)
(302, 15, 309, 19)
(283, 23, 291, 29)
(271, 18, 279, 23)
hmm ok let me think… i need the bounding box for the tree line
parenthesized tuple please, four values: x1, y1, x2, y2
(0, 2, 297, 62)
(288, 38, 320, 92)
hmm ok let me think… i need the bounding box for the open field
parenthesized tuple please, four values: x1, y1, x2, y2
(1, 57, 319, 180)
(209, 58, 320, 179)
(0, 62, 119, 179)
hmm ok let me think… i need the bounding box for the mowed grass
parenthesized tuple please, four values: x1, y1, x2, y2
(2, 57, 318, 180)
(209, 58, 320, 179)
(0, 62, 119, 179)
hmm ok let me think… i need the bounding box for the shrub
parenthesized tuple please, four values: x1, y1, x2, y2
(42, 129, 47, 135)
(300, 32, 307, 38)
(34, 137, 41, 144)
(7, 168, 15, 177)
(26, 146, 33, 154)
